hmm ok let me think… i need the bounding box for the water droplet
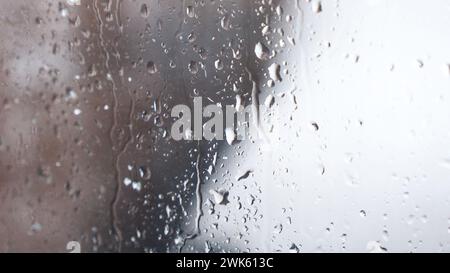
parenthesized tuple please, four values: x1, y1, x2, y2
(186, 5, 195, 18)
(255, 42, 270, 60)
(140, 4, 149, 18)
(147, 61, 157, 74)
(66, 0, 80, 6)
(360, 210, 367, 217)
(312, 1, 322, 13)
(123, 177, 132, 186)
(262, 25, 270, 36)
(273, 224, 283, 234)
(289, 243, 300, 253)
(264, 94, 275, 108)
(65, 87, 78, 101)
(235, 95, 242, 111)
(209, 189, 228, 205)
(28, 222, 43, 235)
(188, 61, 199, 74)
(416, 59, 424, 68)
(73, 108, 82, 116)
(221, 15, 231, 30)
(132, 181, 142, 192)
(214, 59, 223, 70)
(237, 170, 253, 181)
(366, 241, 387, 253)
(138, 166, 151, 180)
(225, 127, 236, 145)
(268, 63, 281, 82)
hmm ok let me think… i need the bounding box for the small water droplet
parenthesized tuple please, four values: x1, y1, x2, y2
(147, 61, 157, 74)
(264, 94, 275, 108)
(188, 61, 199, 74)
(312, 1, 322, 13)
(66, 0, 80, 6)
(221, 15, 231, 30)
(73, 108, 82, 116)
(225, 127, 236, 145)
(214, 59, 223, 70)
(273, 224, 283, 234)
(289, 243, 300, 253)
(209, 189, 229, 205)
(138, 166, 151, 180)
(268, 63, 281, 82)
(140, 4, 149, 18)
(255, 42, 270, 60)
(186, 5, 195, 18)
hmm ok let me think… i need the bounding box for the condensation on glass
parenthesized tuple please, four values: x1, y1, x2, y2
(1, 0, 450, 253)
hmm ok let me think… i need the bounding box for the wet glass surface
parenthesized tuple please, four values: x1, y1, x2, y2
(1, 0, 450, 252)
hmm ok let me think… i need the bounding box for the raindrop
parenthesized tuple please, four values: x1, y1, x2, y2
(123, 177, 132, 186)
(289, 243, 300, 253)
(273, 224, 283, 234)
(138, 166, 151, 180)
(73, 108, 82, 116)
(140, 4, 149, 18)
(264, 94, 275, 108)
(147, 61, 157, 74)
(254, 42, 270, 60)
(188, 61, 199, 74)
(214, 59, 224, 71)
(360, 210, 367, 217)
(312, 1, 322, 13)
(209, 189, 229, 205)
(66, 0, 80, 6)
(225, 128, 236, 145)
(221, 15, 231, 30)
(132, 181, 142, 192)
(268, 63, 281, 82)
(366, 241, 387, 253)
(416, 59, 424, 68)
(186, 5, 195, 18)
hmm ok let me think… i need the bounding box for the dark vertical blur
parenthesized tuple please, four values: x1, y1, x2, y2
(0, 0, 270, 252)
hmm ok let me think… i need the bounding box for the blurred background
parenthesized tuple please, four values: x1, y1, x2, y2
(1, 0, 450, 253)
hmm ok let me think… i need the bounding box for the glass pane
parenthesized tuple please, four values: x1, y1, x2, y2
(1, 0, 450, 253)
